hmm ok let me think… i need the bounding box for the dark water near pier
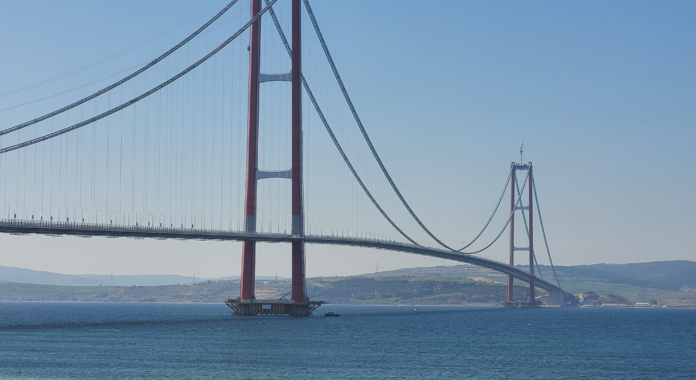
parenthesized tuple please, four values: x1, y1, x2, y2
(0, 303, 695, 379)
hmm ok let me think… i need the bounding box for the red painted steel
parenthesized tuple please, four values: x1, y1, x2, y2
(507, 165, 515, 303)
(240, 0, 262, 301)
(291, 0, 307, 302)
(528, 165, 535, 303)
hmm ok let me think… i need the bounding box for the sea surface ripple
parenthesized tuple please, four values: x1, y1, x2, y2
(0, 302, 695, 379)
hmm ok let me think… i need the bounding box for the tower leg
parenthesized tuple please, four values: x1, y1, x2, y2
(291, 241, 306, 302)
(291, 0, 306, 303)
(240, 241, 255, 300)
(240, 0, 262, 301)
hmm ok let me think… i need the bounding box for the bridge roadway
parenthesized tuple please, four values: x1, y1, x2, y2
(0, 219, 566, 297)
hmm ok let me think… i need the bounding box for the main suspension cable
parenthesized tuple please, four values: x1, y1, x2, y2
(304, 0, 513, 253)
(0, 0, 278, 155)
(265, 1, 420, 246)
(533, 180, 562, 289)
(459, 169, 530, 254)
(0, 62, 146, 113)
(0, 0, 227, 100)
(455, 165, 512, 252)
(0, 0, 240, 137)
(304, 0, 476, 252)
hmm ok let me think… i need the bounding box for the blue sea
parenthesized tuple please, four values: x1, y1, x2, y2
(0, 303, 695, 379)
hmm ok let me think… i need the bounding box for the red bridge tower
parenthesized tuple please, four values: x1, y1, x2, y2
(227, 0, 322, 316)
(504, 162, 539, 308)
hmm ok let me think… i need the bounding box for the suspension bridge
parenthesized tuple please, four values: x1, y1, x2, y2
(0, 0, 573, 315)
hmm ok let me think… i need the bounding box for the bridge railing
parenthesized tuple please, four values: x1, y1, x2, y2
(0, 218, 565, 296)
(0, 218, 281, 240)
(0, 218, 421, 247)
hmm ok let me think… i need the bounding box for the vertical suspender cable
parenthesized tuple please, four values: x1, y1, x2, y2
(0, 0, 279, 159)
(0, 0, 241, 137)
(155, 78, 160, 225)
(34, 121, 38, 219)
(119, 86, 124, 225)
(78, 104, 83, 220)
(208, 44, 213, 227)
(181, 62, 186, 226)
(221, 45, 225, 229)
(145, 71, 150, 224)
(91, 102, 96, 222)
(169, 66, 174, 226)
(50, 118, 55, 219)
(17, 128, 21, 217)
(0, 1, 291, 223)
(193, 59, 198, 226)
(1, 134, 4, 217)
(303, 0, 453, 249)
(132, 91, 136, 224)
(265, 1, 418, 245)
(22, 126, 27, 218)
(63, 113, 68, 220)
(41, 128, 44, 218)
(106, 95, 110, 222)
(300, 0, 512, 252)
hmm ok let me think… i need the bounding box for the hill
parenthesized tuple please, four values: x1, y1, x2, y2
(0, 266, 279, 286)
(535, 261, 696, 295)
(363, 260, 696, 294)
(569, 261, 696, 291)
(1, 260, 694, 306)
(308, 276, 525, 305)
(0, 276, 525, 305)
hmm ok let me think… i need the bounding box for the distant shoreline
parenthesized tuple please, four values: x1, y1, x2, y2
(0, 299, 502, 307)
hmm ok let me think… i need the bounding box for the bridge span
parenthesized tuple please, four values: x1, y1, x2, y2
(0, 0, 571, 312)
(0, 219, 572, 305)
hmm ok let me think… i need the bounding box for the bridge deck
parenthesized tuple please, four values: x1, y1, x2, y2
(0, 219, 562, 293)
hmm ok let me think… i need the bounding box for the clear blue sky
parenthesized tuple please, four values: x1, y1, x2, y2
(0, 1, 693, 278)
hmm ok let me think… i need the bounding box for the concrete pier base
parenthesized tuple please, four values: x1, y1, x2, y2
(224, 299, 323, 316)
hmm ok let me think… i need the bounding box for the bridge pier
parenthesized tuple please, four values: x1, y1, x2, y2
(225, 299, 323, 317)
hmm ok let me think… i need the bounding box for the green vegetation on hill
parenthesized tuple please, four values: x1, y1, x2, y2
(1, 260, 694, 305)
(0, 283, 107, 299)
(308, 276, 527, 305)
(0, 276, 526, 305)
(577, 261, 696, 290)
(534, 261, 696, 297)
(0, 281, 241, 303)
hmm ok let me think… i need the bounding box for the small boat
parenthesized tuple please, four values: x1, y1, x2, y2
(324, 312, 340, 317)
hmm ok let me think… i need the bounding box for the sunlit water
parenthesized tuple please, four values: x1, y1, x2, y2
(0, 302, 694, 379)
